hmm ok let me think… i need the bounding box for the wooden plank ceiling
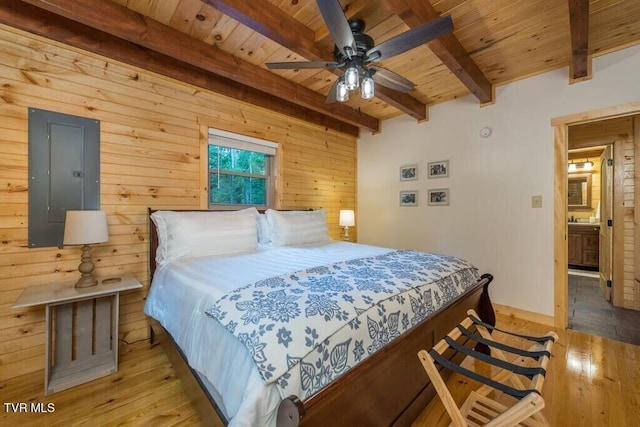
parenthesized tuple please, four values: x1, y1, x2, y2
(2, 0, 640, 134)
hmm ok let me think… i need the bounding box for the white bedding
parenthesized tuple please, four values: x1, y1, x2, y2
(144, 241, 391, 427)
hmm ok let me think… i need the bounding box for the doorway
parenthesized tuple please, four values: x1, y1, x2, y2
(566, 144, 620, 340)
(566, 145, 609, 277)
(551, 103, 640, 329)
(553, 104, 640, 344)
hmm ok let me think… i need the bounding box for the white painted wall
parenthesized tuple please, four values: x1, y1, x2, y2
(357, 44, 640, 316)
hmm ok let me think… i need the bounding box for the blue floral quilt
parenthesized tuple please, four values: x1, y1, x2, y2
(205, 249, 479, 398)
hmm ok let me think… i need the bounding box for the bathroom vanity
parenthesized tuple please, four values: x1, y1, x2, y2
(568, 223, 600, 269)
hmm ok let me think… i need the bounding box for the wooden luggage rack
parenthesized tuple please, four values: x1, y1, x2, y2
(418, 309, 558, 426)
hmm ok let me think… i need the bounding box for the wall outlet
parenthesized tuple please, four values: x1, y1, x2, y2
(532, 195, 542, 208)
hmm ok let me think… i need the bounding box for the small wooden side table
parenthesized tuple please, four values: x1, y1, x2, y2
(13, 273, 142, 395)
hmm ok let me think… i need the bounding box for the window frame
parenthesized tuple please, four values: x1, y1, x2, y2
(207, 128, 277, 210)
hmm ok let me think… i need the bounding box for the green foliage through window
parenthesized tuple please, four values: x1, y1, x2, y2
(208, 145, 265, 173)
(208, 145, 270, 206)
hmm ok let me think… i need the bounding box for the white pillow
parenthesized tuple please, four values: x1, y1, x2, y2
(151, 208, 258, 267)
(265, 209, 330, 246)
(257, 214, 271, 245)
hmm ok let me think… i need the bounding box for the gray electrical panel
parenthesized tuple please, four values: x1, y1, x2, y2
(28, 108, 100, 248)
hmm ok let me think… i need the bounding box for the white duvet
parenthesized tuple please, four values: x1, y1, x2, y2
(144, 241, 391, 427)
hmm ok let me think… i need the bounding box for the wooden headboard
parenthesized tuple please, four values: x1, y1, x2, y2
(148, 208, 160, 282)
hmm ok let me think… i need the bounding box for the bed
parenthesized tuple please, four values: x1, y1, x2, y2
(145, 208, 494, 427)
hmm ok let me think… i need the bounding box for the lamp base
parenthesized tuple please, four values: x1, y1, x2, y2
(75, 244, 98, 288)
(75, 275, 99, 288)
(343, 226, 350, 241)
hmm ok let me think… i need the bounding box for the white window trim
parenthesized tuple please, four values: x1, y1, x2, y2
(208, 128, 277, 155)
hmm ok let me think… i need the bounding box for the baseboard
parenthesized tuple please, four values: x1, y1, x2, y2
(493, 303, 554, 327)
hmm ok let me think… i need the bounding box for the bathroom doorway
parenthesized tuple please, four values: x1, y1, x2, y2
(563, 116, 640, 344)
(566, 145, 609, 275)
(554, 106, 640, 333)
(566, 143, 614, 339)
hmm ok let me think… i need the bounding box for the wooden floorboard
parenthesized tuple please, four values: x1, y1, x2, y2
(0, 340, 206, 427)
(1, 314, 639, 426)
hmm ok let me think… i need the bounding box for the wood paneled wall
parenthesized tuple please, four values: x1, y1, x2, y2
(569, 117, 638, 310)
(0, 25, 357, 380)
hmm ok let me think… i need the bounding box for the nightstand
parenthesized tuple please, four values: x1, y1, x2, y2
(12, 273, 142, 395)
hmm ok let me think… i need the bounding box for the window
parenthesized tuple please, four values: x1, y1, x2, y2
(208, 129, 277, 208)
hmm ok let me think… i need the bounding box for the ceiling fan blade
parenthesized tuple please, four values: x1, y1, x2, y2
(325, 78, 340, 104)
(266, 61, 339, 69)
(366, 15, 453, 62)
(317, 0, 357, 57)
(370, 66, 416, 93)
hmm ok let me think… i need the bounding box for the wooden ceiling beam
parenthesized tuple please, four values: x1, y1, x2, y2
(568, 0, 591, 83)
(201, 0, 428, 121)
(385, 0, 494, 105)
(375, 87, 429, 121)
(18, 0, 380, 133)
(0, 1, 359, 137)
(201, 0, 333, 61)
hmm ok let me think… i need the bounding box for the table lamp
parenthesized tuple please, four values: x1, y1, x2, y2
(63, 210, 109, 288)
(339, 209, 355, 241)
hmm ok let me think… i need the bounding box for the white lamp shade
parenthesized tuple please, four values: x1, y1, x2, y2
(339, 209, 355, 227)
(63, 210, 109, 245)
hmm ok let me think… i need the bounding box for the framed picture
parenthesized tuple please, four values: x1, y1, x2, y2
(427, 188, 449, 206)
(428, 160, 449, 179)
(399, 164, 418, 181)
(400, 190, 418, 207)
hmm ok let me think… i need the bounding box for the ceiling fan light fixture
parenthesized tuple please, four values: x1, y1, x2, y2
(361, 75, 375, 99)
(266, 3, 454, 105)
(344, 66, 359, 91)
(336, 80, 349, 102)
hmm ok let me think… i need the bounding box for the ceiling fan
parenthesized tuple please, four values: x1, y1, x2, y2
(266, 0, 454, 103)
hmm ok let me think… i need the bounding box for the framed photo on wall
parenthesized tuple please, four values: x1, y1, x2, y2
(399, 164, 418, 181)
(428, 160, 449, 179)
(427, 188, 449, 206)
(400, 190, 418, 207)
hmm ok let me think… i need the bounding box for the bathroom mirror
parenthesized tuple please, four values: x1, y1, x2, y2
(568, 173, 592, 210)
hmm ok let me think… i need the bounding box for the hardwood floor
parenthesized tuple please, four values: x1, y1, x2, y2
(413, 314, 640, 427)
(0, 340, 205, 426)
(2, 314, 639, 426)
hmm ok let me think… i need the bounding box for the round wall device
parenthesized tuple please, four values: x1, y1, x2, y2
(479, 127, 492, 138)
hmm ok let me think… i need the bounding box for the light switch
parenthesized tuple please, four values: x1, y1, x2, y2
(532, 195, 542, 208)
